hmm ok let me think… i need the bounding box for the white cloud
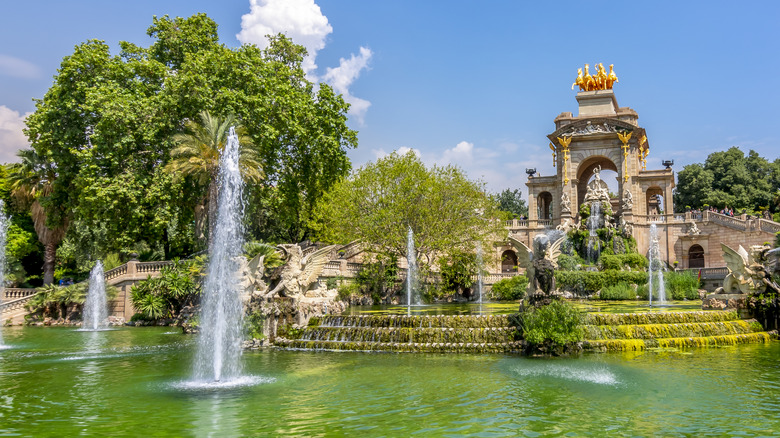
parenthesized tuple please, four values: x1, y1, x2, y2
(371, 146, 420, 160)
(322, 47, 373, 123)
(0, 106, 30, 163)
(237, 0, 372, 122)
(0, 54, 41, 79)
(237, 0, 332, 76)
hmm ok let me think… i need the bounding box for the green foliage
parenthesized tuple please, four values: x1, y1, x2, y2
(337, 282, 359, 302)
(598, 282, 636, 300)
(599, 253, 648, 271)
(494, 188, 528, 218)
(129, 260, 201, 320)
(312, 151, 504, 274)
(490, 275, 528, 301)
(26, 281, 118, 320)
(243, 241, 284, 268)
(354, 255, 399, 303)
(665, 270, 700, 300)
(674, 147, 780, 213)
(244, 310, 265, 340)
(519, 300, 584, 346)
(555, 270, 647, 294)
(22, 14, 357, 267)
(439, 250, 478, 294)
(557, 253, 584, 271)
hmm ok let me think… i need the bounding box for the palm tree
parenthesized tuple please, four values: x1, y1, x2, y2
(8, 149, 69, 285)
(166, 111, 263, 248)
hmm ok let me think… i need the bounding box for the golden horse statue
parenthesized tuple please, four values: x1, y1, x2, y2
(595, 63, 608, 90)
(606, 64, 618, 89)
(582, 64, 595, 91)
(572, 68, 584, 90)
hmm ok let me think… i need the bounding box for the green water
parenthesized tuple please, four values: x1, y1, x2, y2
(1, 326, 779, 437)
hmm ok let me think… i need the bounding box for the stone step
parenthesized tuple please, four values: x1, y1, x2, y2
(299, 326, 514, 344)
(583, 320, 762, 341)
(584, 310, 740, 326)
(314, 314, 510, 329)
(277, 338, 522, 353)
(584, 332, 772, 352)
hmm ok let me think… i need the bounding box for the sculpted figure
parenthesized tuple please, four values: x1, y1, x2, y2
(572, 68, 584, 91)
(582, 64, 595, 91)
(595, 63, 608, 90)
(508, 234, 565, 301)
(687, 222, 701, 236)
(267, 244, 336, 298)
(622, 189, 633, 210)
(606, 64, 618, 89)
(241, 253, 268, 296)
(560, 192, 571, 213)
(719, 243, 770, 294)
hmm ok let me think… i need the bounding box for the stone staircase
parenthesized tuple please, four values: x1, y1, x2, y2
(276, 314, 523, 353)
(582, 310, 774, 352)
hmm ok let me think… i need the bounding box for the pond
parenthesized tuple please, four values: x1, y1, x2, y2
(344, 300, 704, 315)
(1, 325, 778, 436)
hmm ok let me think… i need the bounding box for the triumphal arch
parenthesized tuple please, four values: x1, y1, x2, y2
(501, 64, 780, 276)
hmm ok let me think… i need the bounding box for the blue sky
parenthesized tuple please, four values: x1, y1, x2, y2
(1, 0, 778, 199)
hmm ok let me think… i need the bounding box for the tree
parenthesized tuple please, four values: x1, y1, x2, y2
(166, 111, 263, 247)
(312, 151, 503, 272)
(495, 188, 528, 218)
(23, 13, 357, 274)
(7, 149, 68, 285)
(674, 147, 780, 213)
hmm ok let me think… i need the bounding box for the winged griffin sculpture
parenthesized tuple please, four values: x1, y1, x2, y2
(718, 243, 773, 294)
(508, 234, 565, 298)
(266, 244, 336, 298)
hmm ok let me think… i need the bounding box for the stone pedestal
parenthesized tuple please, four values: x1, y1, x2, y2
(702, 293, 751, 318)
(575, 90, 619, 117)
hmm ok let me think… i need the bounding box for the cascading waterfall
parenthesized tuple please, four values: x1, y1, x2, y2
(648, 223, 666, 305)
(587, 202, 602, 263)
(476, 245, 484, 304)
(0, 201, 7, 347)
(406, 227, 418, 312)
(81, 261, 108, 331)
(193, 127, 247, 384)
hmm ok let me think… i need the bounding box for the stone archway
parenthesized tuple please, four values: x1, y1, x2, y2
(688, 244, 705, 268)
(576, 155, 618, 209)
(501, 250, 518, 272)
(538, 192, 553, 219)
(646, 186, 664, 215)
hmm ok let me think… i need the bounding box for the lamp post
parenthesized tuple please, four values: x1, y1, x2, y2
(617, 131, 632, 182)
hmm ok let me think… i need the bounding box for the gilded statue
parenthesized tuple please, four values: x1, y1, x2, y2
(573, 63, 618, 91)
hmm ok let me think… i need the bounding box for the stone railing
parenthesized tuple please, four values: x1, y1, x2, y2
(678, 267, 728, 279)
(758, 219, 780, 234)
(705, 211, 747, 231)
(104, 264, 128, 281)
(3, 288, 36, 301)
(136, 261, 172, 275)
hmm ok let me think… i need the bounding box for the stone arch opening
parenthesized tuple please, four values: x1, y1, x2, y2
(576, 155, 618, 209)
(688, 244, 705, 269)
(538, 192, 553, 220)
(501, 250, 518, 272)
(646, 186, 664, 215)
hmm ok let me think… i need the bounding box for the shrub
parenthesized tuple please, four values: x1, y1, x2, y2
(439, 250, 477, 294)
(555, 270, 647, 294)
(599, 253, 648, 271)
(518, 300, 584, 346)
(337, 282, 359, 301)
(490, 275, 528, 301)
(665, 270, 700, 300)
(557, 253, 582, 271)
(598, 282, 636, 300)
(130, 259, 201, 320)
(355, 254, 399, 302)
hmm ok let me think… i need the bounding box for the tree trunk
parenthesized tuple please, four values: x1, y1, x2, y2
(43, 242, 57, 285)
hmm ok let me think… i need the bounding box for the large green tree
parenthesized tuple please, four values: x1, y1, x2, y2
(311, 151, 503, 271)
(23, 13, 356, 272)
(495, 188, 528, 218)
(674, 147, 780, 214)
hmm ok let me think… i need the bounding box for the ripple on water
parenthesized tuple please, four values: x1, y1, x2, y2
(171, 375, 275, 391)
(511, 363, 619, 385)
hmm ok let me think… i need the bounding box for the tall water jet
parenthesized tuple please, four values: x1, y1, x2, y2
(81, 261, 108, 330)
(586, 202, 602, 263)
(648, 223, 666, 305)
(0, 201, 7, 347)
(406, 227, 418, 312)
(476, 244, 484, 304)
(193, 127, 246, 384)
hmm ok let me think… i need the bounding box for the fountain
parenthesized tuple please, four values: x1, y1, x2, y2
(648, 223, 666, 305)
(0, 201, 7, 348)
(406, 227, 418, 313)
(81, 260, 108, 331)
(192, 127, 248, 385)
(586, 202, 602, 263)
(476, 244, 484, 304)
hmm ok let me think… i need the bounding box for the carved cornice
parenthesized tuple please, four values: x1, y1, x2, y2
(548, 118, 646, 144)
